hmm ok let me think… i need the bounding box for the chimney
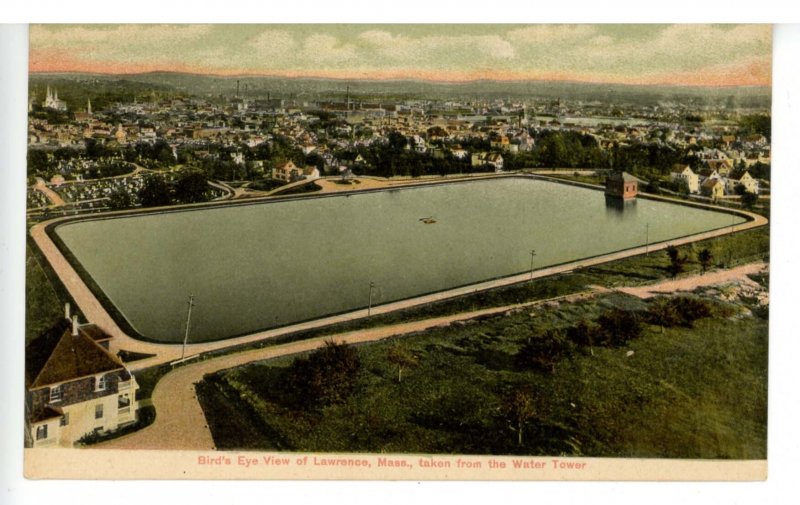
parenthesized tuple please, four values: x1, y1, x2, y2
(65, 302, 71, 320)
(71, 315, 79, 337)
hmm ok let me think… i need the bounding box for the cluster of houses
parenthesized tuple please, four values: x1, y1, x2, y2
(28, 84, 770, 207)
(669, 163, 759, 200)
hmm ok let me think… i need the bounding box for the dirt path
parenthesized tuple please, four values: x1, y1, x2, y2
(99, 288, 600, 450)
(617, 262, 767, 299)
(33, 177, 65, 206)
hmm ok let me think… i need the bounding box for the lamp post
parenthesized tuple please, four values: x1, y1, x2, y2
(529, 250, 537, 281)
(180, 294, 195, 361)
(368, 281, 375, 316)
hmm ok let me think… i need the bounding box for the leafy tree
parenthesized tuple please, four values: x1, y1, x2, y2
(741, 191, 759, 210)
(674, 178, 690, 197)
(27, 149, 50, 177)
(174, 172, 210, 204)
(107, 189, 134, 210)
(285, 340, 361, 408)
(697, 248, 713, 274)
(137, 176, 172, 207)
(666, 245, 686, 278)
(386, 344, 418, 383)
(502, 388, 538, 447)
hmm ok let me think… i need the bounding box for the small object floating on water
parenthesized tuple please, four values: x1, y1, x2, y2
(419, 216, 437, 224)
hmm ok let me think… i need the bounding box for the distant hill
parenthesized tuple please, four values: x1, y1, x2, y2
(29, 72, 772, 109)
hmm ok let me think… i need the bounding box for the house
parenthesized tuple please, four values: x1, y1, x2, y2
(725, 170, 759, 195)
(701, 178, 725, 200)
(25, 305, 139, 448)
(449, 144, 468, 159)
(705, 158, 733, 175)
(272, 160, 301, 182)
(697, 168, 721, 183)
(670, 164, 700, 194)
(471, 152, 504, 172)
(604, 171, 638, 200)
(302, 165, 320, 179)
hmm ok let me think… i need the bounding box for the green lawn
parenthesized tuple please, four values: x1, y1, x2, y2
(25, 243, 67, 344)
(197, 290, 768, 458)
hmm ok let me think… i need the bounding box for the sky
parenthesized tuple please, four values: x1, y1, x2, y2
(29, 24, 772, 87)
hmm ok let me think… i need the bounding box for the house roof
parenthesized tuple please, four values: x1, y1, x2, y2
(26, 321, 124, 390)
(670, 164, 692, 174)
(608, 171, 638, 183)
(702, 178, 723, 188)
(728, 170, 751, 181)
(29, 405, 63, 424)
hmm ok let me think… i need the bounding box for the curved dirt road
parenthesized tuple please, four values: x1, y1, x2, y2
(99, 289, 601, 450)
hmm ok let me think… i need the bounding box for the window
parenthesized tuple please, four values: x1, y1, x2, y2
(60, 413, 69, 427)
(118, 394, 130, 409)
(36, 424, 48, 440)
(49, 385, 63, 402)
(95, 404, 104, 419)
(95, 375, 107, 392)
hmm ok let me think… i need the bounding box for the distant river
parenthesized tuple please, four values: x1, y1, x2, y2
(54, 177, 745, 343)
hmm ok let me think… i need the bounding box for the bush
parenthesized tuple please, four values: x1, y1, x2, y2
(284, 340, 361, 408)
(647, 296, 714, 329)
(595, 309, 642, 346)
(515, 329, 575, 373)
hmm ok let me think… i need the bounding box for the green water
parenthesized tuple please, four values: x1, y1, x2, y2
(55, 177, 745, 343)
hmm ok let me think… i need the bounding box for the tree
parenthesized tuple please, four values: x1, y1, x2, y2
(697, 248, 713, 274)
(107, 189, 134, 210)
(174, 172, 210, 204)
(386, 344, 418, 383)
(741, 191, 759, 210)
(502, 388, 538, 448)
(27, 149, 50, 176)
(666, 245, 686, 278)
(137, 176, 172, 207)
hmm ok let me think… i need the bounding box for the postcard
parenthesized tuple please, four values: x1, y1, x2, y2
(22, 24, 771, 480)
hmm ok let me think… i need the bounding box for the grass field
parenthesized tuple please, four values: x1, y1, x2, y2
(25, 243, 68, 344)
(197, 287, 768, 458)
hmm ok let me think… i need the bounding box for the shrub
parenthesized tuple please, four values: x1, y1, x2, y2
(515, 329, 575, 373)
(284, 340, 361, 408)
(595, 309, 642, 346)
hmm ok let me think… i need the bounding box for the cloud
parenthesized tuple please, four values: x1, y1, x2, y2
(29, 24, 772, 86)
(248, 30, 297, 59)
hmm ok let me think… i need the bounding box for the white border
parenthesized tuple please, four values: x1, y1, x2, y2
(3, 15, 800, 505)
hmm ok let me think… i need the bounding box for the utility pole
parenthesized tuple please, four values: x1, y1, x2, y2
(529, 250, 537, 281)
(368, 281, 375, 316)
(180, 294, 195, 360)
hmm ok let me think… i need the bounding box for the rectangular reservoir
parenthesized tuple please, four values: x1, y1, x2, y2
(53, 177, 746, 343)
